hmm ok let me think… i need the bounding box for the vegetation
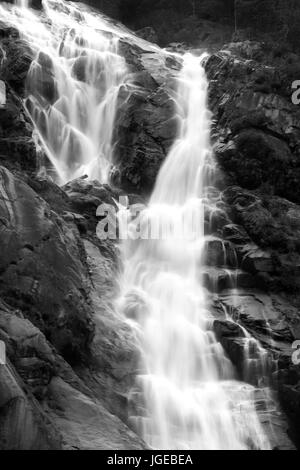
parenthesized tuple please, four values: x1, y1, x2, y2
(81, 0, 300, 50)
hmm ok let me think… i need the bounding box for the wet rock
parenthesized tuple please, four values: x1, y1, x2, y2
(222, 186, 300, 293)
(224, 187, 297, 252)
(253, 388, 296, 450)
(28, 61, 58, 105)
(14, 357, 52, 397)
(240, 244, 274, 273)
(204, 238, 237, 268)
(220, 291, 295, 342)
(0, 298, 143, 449)
(222, 223, 251, 244)
(115, 87, 177, 194)
(76, 239, 141, 423)
(47, 377, 144, 450)
(0, 286, 89, 396)
(218, 334, 246, 378)
(206, 44, 300, 204)
(0, 360, 62, 450)
(0, 27, 34, 95)
(27, 175, 71, 214)
(202, 267, 255, 292)
(115, 41, 179, 194)
(214, 319, 244, 339)
(0, 82, 40, 176)
(278, 380, 300, 446)
(0, 167, 94, 363)
(215, 130, 293, 194)
(63, 176, 122, 236)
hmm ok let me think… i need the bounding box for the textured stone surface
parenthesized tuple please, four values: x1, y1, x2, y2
(0, 167, 95, 363)
(205, 43, 300, 204)
(0, 361, 61, 450)
(0, 299, 143, 449)
(206, 42, 300, 446)
(114, 40, 180, 194)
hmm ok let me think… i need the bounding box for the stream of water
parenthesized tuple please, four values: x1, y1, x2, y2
(119, 53, 271, 450)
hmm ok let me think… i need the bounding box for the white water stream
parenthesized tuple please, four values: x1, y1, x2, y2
(119, 54, 271, 449)
(0, 0, 131, 183)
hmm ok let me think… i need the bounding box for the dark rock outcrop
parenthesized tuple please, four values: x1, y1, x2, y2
(0, 167, 94, 364)
(0, 84, 39, 176)
(206, 42, 300, 204)
(114, 40, 180, 194)
(0, 298, 143, 449)
(0, 21, 34, 96)
(0, 169, 144, 448)
(206, 41, 300, 445)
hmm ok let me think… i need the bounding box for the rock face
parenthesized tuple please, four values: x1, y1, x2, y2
(0, 170, 145, 448)
(0, 167, 144, 449)
(206, 41, 300, 445)
(205, 41, 300, 203)
(114, 39, 180, 194)
(0, 167, 95, 363)
(0, 21, 33, 96)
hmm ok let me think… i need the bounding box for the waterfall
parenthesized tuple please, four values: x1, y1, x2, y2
(1, 0, 129, 184)
(1, 0, 275, 450)
(119, 54, 271, 450)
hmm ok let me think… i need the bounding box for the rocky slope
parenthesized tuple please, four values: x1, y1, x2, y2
(0, 6, 300, 450)
(205, 41, 300, 445)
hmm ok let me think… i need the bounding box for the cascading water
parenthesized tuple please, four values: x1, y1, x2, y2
(120, 54, 271, 450)
(0, 0, 129, 184)
(1, 0, 278, 450)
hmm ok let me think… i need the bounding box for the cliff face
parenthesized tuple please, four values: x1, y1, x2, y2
(0, 6, 300, 450)
(205, 41, 300, 443)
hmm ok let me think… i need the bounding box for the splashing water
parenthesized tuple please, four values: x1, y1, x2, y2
(119, 54, 271, 450)
(1, 0, 130, 184)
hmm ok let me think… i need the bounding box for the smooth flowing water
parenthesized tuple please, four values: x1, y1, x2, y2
(120, 55, 271, 449)
(1, 0, 273, 450)
(0, 0, 129, 183)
